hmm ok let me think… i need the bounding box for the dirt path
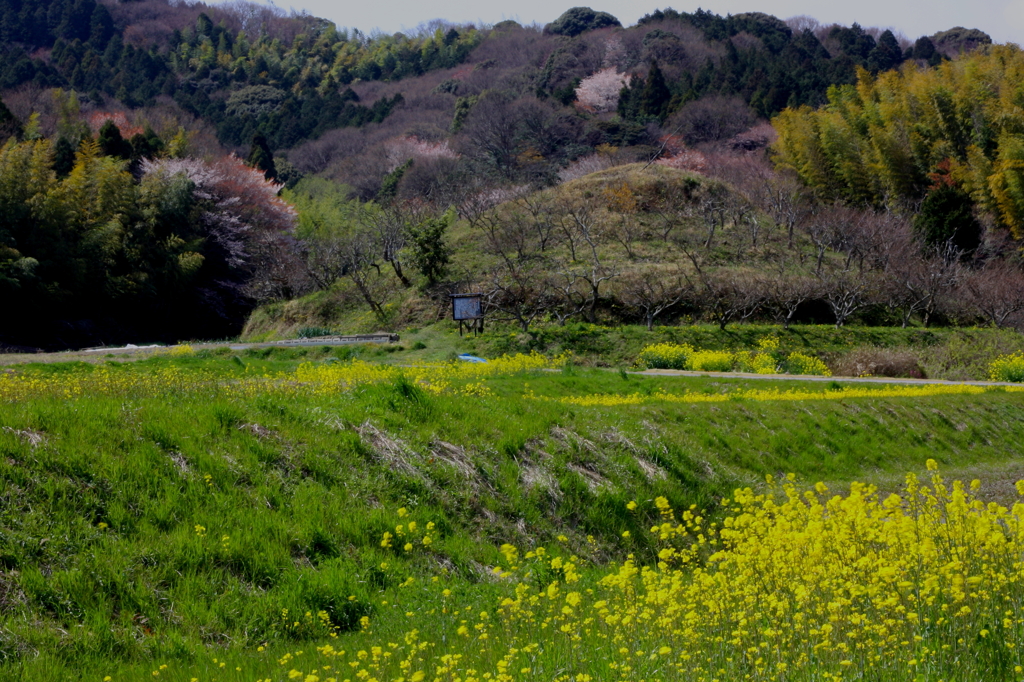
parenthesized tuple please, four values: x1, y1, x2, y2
(0, 336, 395, 366)
(634, 368, 1023, 388)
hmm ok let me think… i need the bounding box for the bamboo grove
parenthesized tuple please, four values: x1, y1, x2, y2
(773, 44, 1024, 239)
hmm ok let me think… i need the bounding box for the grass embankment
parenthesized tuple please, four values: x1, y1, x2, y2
(1, 349, 1024, 680)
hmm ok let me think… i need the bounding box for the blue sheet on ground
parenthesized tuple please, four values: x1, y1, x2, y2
(457, 354, 488, 363)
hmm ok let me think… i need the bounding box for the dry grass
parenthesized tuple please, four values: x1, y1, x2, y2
(828, 347, 926, 378)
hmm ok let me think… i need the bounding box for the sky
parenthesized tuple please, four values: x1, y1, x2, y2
(253, 0, 1024, 45)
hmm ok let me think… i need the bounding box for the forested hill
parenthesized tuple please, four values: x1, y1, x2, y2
(0, 0, 478, 148)
(0, 0, 992, 156)
(0, 2, 1003, 350)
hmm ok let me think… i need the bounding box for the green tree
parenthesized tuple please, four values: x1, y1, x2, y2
(378, 159, 412, 204)
(246, 134, 277, 181)
(913, 184, 982, 255)
(640, 61, 672, 121)
(544, 7, 621, 37)
(52, 137, 76, 177)
(406, 209, 453, 287)
(97, 119, 131, 159)
(772, 45, 1024, 237)
(867, 30, 904, 72)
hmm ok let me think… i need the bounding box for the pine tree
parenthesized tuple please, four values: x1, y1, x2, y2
(246, 134, 277, 181)
(617, 74, 644, 121)
(53, 137, 76, 177)
(867, 30, 904, 72)
(640, 61, 671, 121)
(97, 119, 130, 159)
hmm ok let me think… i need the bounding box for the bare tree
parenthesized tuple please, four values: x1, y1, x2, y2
(651, 176, 701, 242)
(762, 269, 820, 329)
(818, 264, 876, 328)
(962, 261, 1024, 327)
(560, 199, 619, 322)
(697, 271, 763, 330)
(512, 193, 558, 252)
(884, 240, 962, 327)
(610, 214, 647, 260)
(713, 155, 809, 248)
(680, 244, 762, 330)
(302, 234, 350, 290)
(546, 270, 589, 325)
(802, 203, 847, 276)
(695, 182, 730, 249)
(617, 267, 690, 330)
(458, 92, 522, 180)
(485, 258, 556, 332)
(343, 231, 396, 324)
(365, 205, 412, 288)
(474, 187, 559, 331)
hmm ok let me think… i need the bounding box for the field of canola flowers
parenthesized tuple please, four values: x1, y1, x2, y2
(147, 465, 1024, 682)
(2, 348, 1020, 407)
(3, 350, 1024, 682)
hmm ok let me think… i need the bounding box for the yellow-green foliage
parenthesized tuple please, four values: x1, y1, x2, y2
(688, 349, 734, 372)
(785, 351, 832, 377)
(989, 351, 1024, 382)
(635, 342, 693, 370)
(772, 45, 1024, 237)
(0, 353, 566, 402)
(736, 335, 781, 374)
(636, 337, 826, 376)
(195, 466, 1024, 681)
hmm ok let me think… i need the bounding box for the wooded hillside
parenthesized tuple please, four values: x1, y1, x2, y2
(1, 3, 1020, 350)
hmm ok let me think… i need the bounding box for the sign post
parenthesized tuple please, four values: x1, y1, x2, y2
(450, 293, 484, 336)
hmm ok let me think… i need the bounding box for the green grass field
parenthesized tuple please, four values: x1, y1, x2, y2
(1, 348, 1024, 681)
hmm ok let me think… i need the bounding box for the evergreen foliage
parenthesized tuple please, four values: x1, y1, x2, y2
(96, 119, 130, 159)
(0, 0, 475, 148)
(639, 61, 671, 121)
(406, 210, 452, 287)
(246, 133, 276, 181)
(377, 159, 412, 204)
(544, 6, 622, 37)
(913, 184, 982, 254)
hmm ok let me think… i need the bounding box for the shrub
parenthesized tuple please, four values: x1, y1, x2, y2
(989, 351, 1024, 382)
(636, 342, 693, 370)
(689, 350, 735, 372)
(736, 336, 781, 374)
(785, 352, 832, 377)
(737, 351, 778, 374)
(298, 326, 335, 338)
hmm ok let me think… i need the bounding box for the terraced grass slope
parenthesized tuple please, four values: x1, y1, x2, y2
(1, 349, 1023, 679)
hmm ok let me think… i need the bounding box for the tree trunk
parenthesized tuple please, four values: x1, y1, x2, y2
(390, 259, 412, 288)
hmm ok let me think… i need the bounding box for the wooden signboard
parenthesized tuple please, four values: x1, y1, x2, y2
(450, 293, 484, 336)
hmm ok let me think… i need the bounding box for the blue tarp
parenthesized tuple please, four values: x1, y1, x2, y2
(457, 354, 488, 363)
